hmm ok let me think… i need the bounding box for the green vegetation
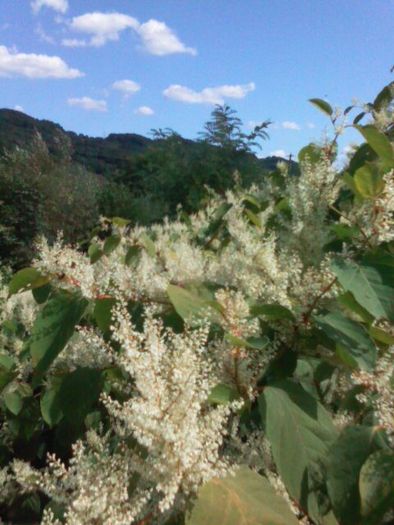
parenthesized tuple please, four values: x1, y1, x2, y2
(0, 82, 393, 525)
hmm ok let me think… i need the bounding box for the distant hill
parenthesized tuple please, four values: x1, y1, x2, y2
(0, 108, 297, 176)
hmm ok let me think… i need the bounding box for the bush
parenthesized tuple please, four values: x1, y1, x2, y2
(0, 82, 393, 525)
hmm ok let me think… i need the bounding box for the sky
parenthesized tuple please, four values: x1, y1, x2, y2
(0, 0, 393, 159)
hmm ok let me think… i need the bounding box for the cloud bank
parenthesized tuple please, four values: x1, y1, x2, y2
(67, 96, 107, 112)
(163, 82, 255, 104)
(31, 0, 68, 14)
(66, 11, 196, 55)
(0, 45, 83, 79)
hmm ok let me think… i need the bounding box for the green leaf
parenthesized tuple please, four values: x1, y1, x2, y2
(186, 466, 298, 525)
(32, 283, 52, 304)
(259, 380, 337, 519)
(208, 384, 240, 405)
(369, 325, 394, 345)
(0, 353, 15, 372)
(309, 98, 333, 117)
(88, 243, 103, 264)
(338, 292, 374, 324)
(28, 291, 88, 381)
(111, 217, 130, 227)
(354, 165, 384, 199)
(140, 233, 156, 257)
(124, 245, 141, 267)
(355, 125, 394, 164)
(3, 387, 23, 415)
(298, 143, 324, 164)
(353, 112, 366, 125)
(56, 368, 103, 425)
(167, 284, 221, 325)
(244, 209, 261, 228)
(8, 268, 49, 295)
(40, 379, 63, 427)
(373, 82, 394, 111)
(103, 235, 121, 255)
(359, 450, 394, 524)
(314, 311, 377, 370)
(250, 303, 295, 321)
(326, 426, 383, 525)
(94, 297, 116, 333)
(332, 258, 394, 322)
(347, 143, 377, 176)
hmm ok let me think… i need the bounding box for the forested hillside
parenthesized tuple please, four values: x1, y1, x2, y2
(0, 104, 297, 268)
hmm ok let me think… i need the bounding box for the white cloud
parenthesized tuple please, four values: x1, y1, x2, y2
(163, 82, 255, 105)
(67, 96, 107, 112)
(35, 24, 55, 44)
(137, 19, 196, 56)
(61, 38, 87, 48)
(135, 105, 154, 116)
(31, 0, 68, 14)
(112, 79, 141, 96)
(69, 12, 139, 47)
(306, 122, 316, 129)
(282, 121, 301, 130)
(14, 105, 24, 112)
(270, 149, 288, 158)
(0, 45, 83, 79)
(65, 11, 196, 55)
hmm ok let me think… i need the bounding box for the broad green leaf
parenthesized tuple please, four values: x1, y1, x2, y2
(298, 143, 324, 164)
(347, 143, 377, 176)
(373, 82, 394, 111)
(28, 291, 88, 380)
(94, 297, 116, 333)
(337, 291, 374, 324)
(369, 325, 394, 345)
(140, 233, 156, 257)
(224, 333, 269, 351)
(40, 378, 63, 426)
(354, 165, 384, 198)
(326, 426, 383, 525)
(111, 217, 130, 227)
(332, 258, 394, 321)
(355, 125, 394, 164)
(186, 466, 298, 525)
(32, 283, 52, 304)
(314, 311, 377, 370)
(259, 380, 337, 519)
(250, 303, 295, 321)
(208, 384, 240, 405)
(124, 245, 141, 266)
(8, 268, 49, 296)
(167, 284, 221, 325)
(359, 450, 394, 524)
(0, 353, 15, 372)
(309, 98, 333, 117)
(55, 368, 103, 425)
(88, 243, 103, 263)
(353, 112, 366, 125)
(3, 387, 23, 415)
(244, 209, 261, 228)
(103, 235, 121, 255)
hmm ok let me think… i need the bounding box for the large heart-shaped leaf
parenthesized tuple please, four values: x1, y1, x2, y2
(259, 380, 337, 520)
(186, 466, 298, 525)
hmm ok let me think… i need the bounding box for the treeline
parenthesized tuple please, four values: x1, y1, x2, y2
(0, 105, 290, 268)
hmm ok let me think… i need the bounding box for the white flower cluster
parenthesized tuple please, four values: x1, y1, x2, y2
(351, 345, 394, 439)
(345, 169, 394, 246)
(105, 308, 236, 513)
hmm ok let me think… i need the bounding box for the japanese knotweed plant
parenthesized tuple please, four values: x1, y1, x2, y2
(0, 82, 393, 525)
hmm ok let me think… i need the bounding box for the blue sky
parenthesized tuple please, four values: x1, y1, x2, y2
(0, 0, 393, 159)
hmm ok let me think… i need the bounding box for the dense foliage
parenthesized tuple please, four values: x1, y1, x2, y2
(0, 105, 278, 268)
(0, 82, 393, 525)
